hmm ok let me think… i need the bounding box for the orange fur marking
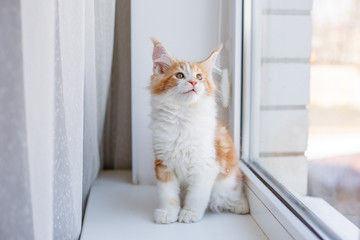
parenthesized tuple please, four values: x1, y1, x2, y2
(151, 73, 179, 95)
(155, 159, 173, 182)
(194, 63, 216, 96)
(215, 122, 239, 179)
(233, 168, 243, 190)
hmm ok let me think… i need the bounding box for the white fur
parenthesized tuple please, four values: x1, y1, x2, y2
(210, 174, 249, 214)
(151, 65, 249, 224)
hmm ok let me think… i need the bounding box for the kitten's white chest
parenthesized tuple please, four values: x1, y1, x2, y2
(151, 98, 217, 182)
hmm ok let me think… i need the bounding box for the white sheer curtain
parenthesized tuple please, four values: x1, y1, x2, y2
(0, 0, 116, 239)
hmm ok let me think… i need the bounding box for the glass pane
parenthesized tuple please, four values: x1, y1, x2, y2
(307, 0, 360, 228)
(247, 0, 360, 233)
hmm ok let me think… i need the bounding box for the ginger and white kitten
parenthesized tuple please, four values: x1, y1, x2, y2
(150, 39, 249, 224)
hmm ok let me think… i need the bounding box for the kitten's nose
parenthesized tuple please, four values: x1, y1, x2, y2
(188, 80, 197, 87)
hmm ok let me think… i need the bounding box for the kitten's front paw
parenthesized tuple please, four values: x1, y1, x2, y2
(154, 209, 178, 224)
(178, 209, 203, 223)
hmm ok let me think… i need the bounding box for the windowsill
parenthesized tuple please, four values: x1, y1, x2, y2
(240, 161, 360, 240)
(80, 170, 268, 240)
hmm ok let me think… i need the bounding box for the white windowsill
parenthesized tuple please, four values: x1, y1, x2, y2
(80, 170, 268, 240)
(240, 161, 360, 240)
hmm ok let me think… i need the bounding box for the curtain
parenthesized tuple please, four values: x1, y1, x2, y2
(0, 0, 116, 239)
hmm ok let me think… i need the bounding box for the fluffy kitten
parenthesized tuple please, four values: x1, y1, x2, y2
(150, 39, 249, 224)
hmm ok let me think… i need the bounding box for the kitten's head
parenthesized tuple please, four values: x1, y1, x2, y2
(150, 39, 222, 104)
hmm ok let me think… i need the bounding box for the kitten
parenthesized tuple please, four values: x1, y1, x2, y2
(150, 39, 249, 224)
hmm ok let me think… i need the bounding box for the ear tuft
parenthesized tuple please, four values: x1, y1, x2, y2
(151, 39, 174, 74)
(199, 44, 223, 74)
(151, 38, 161, 46)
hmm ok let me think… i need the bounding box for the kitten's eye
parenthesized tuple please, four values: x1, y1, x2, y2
(175, 72, 184, 79)
(196, 74, 203, 80)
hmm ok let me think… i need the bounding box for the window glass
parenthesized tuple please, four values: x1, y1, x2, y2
(307, 0, 360, 228)
(245, 0, 360, 232)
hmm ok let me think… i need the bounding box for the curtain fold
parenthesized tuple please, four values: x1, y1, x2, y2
(0, 1, 35, 239)
(0, 0, 116, 239)
(102, 0, 132, 170)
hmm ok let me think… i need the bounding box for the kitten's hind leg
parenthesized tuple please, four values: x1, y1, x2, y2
(228, 189, 249, 214)
(210, 169, 249, 214)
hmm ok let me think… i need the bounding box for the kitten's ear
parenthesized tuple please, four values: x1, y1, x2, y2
(152, 39, 174, 74)
(199, 44, 223, 73)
